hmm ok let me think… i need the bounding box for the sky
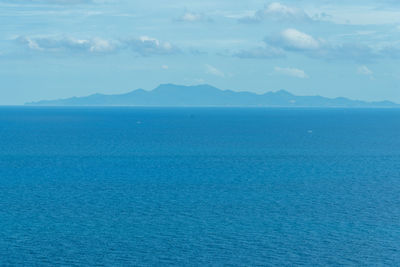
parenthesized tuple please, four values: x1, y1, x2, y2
(1, 0, 400, 104)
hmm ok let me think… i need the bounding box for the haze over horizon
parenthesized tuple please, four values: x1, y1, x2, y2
(1, 0, 400, 104)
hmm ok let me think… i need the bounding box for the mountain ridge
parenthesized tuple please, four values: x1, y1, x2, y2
(25, 84, 399, 108)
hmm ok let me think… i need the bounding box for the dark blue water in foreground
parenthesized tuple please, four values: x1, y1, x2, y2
(0, 107, 400, 266)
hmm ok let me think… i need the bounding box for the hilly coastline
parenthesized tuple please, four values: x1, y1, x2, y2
(26, 84, 399, 108)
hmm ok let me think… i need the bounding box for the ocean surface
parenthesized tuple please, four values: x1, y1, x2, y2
(0, 107, 399, 266)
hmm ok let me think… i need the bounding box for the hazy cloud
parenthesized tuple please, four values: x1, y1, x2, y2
(357, 65, 373, 75)
(274, 67, 308, 78)
(205, 64, 225, 77)
(379, 44, 400, 59)
(176, 11, 212, 22)
(0, 0, 96, 4)
(232, 45, 285, 59)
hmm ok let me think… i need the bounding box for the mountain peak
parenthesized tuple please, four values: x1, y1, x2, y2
(274, 89, 293, 96)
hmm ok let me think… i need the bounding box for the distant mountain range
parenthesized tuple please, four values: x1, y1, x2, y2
(26, 84, 399, 107)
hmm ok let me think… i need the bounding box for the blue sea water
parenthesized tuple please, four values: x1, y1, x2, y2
(0, 107, 400, 266)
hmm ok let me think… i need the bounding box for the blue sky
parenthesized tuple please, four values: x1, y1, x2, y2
(1, 0, 400, 104)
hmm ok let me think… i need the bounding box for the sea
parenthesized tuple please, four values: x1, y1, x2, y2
(0, 107, 399, 266)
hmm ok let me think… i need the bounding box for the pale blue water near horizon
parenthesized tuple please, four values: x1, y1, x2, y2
(0, 107, 400, 266)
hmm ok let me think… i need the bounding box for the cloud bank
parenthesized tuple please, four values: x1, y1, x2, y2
(15, 35, 179, 56)
(263, 28, 385, 62)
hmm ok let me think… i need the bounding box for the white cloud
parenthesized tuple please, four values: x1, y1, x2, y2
(181, 12, 202, 22)
(240, 2, 312, 23)
(205, 64, 224, 77)
(16, 36, 116, 53)
(272, 28, 321, 51)
(274, 67, 308, 78)
(264, 28, 379, 62)
(16, 35, 179, 56)
(357, 65, 373, 75)
(89, 38, 114, 52)
(124, 36, 178, 56)
(23, 37, 41, 50)
(262, 2, 306, 19)
(161, 65, 169, 69)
